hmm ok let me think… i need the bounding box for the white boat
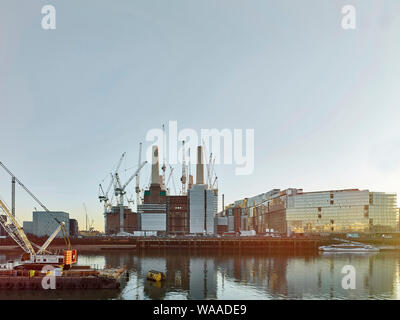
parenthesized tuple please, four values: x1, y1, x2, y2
(319, 242, 380, 252)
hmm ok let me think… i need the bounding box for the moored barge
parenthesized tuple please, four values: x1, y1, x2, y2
(0, 162, 127, 291)
(0, 265, 126, 290)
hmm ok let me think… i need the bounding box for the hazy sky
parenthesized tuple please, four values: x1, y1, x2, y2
(1, 0, 400, 231)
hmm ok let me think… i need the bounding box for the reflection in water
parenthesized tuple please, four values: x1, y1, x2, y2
(0, 250, 400, 300)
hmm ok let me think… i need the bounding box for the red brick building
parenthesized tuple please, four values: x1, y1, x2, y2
(106, 206, 138, 234)
(233, 207, 241, 233)
(143, 184, 166, 204)
(166, 195, 189, 235)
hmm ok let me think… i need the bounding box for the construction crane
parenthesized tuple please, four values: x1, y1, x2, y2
(207, 152, 213, 188)
(82, 202, 96, 234)
(111, 152, 127, 199)
(135, 143, 143, 210)
(210, 156, 217, 190)
(180, 141, 187, 195)
(0, 161, 77, 270)
(0, 200, 36, 256)
(114, 160, 147, 233)
(126, 194, 135, 209)
(161, 125, 167, 190)
(36, 222, 67, 255)
(201, 140, 218, 190)
(188, 148, 193, 190)
(83, 202, 89, 231)
(201, 139, 211, 188)
(99, 152, 125, 233)
(166, 165, 177, 195)
(98, 176, 113, 233)
(98, 174, 114, 210)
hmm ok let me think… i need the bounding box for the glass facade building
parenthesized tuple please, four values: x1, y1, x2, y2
(188, 185, 217, 234)
(138, 204, 167, 232)
(226, 188, 398, 235)
(286, 189, 398, 233)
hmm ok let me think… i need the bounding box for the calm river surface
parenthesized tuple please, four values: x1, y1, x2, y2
(1, 250, 400, 300)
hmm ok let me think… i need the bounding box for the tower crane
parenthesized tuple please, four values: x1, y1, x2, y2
(98, 174, 114, 210)
(180, 140, 187, 195)
(135, 143, 142, 210)
(201, 139, 211, 188)
(114, 160, 147, 234)
(210, 156, 217, 189)
(207, 152, 213, 188)
(202, 139, 217, 189)
(98, 176, 113, 233)
(99, 152, 125, 233)
(161, 125, 167, 190)
(111, 152, 127, 199)
(0, 161, 77, 270)
(166, 165, 177, 195)
(188, 147, 193, 190)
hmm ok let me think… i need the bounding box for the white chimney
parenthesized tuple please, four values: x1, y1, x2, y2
(151, 145, 160, 185)
(196, 146, 204, 185)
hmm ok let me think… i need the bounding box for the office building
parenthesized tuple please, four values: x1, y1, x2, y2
(286, 189, 397, 233)
(227, 188, 398, 235)
(23, 211, 70, 237)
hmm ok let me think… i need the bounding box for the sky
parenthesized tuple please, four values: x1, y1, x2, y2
(1, 0, 400, 232)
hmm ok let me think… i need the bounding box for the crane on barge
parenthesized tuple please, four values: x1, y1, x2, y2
(0, 161, 77, 270)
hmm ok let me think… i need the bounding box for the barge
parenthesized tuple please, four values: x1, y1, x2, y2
(0, 161, 127, 291)
(0, 266, 126, 290)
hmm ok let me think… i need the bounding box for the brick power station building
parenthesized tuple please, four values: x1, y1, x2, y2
(106, 206, 138, 234)
(104, 145, 217, 236)
(166, 195, 189, 235)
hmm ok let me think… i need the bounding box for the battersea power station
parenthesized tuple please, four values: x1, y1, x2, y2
(105, 145, 218, 236)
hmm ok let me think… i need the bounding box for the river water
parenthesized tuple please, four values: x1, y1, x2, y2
(1, 249, 400, 300)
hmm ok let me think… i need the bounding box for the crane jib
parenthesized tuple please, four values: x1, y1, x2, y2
(0, 161, 72, 250)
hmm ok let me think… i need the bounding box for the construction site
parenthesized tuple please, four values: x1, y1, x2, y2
(98, 126, 219, 238)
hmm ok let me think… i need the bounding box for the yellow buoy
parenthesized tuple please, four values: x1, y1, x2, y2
(147, 270, 165, 282)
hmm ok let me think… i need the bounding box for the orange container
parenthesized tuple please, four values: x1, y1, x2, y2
(64, 250, 78, 265)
